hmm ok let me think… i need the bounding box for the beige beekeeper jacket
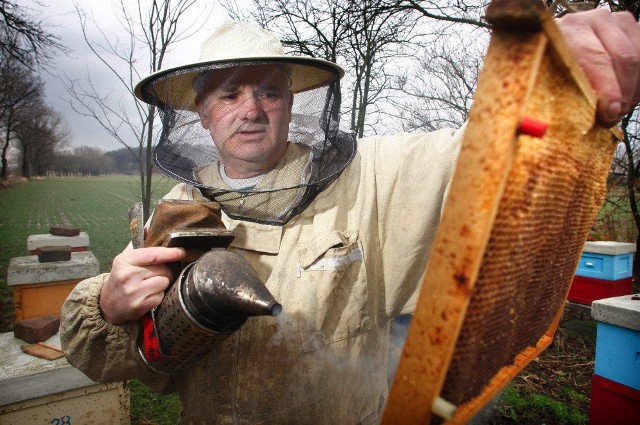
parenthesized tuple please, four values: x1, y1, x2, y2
(61, 128, 463, 424)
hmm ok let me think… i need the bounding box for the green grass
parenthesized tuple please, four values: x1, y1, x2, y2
(591, 184, 637, 243)
(129, 380, 182, 425)
(0, 174, 182, 425)
(0, 175, 178, 279)
(497, 385, 589, 424)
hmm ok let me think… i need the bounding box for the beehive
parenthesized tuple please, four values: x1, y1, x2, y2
(7, 252, 100, 321)
(0, 332, 130, 424)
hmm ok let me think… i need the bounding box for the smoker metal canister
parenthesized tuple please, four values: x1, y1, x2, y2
(139, 249, 281, 374)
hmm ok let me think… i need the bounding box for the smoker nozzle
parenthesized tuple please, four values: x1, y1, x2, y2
(181, 249, 281, 332)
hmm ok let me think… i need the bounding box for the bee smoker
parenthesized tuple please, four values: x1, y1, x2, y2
(130, 200, 281, 374)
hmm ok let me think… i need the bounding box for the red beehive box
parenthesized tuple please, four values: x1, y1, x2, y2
(567, 275, 632, 305)
(590, 374, 640, 425)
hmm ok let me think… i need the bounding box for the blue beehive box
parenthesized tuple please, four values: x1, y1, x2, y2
(592, 295, 640, 392)
(576, 241, 635, 281)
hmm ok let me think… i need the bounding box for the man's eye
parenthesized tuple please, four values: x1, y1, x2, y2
(220, 93, 238, 100)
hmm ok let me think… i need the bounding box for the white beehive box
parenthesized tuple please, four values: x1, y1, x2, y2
(0, 332, 130, 424)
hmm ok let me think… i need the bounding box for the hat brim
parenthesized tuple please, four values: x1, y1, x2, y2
(134, 56, 344, 111)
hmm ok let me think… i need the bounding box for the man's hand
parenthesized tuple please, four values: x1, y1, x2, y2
(558, 9, 640, 126)
(100, 244, 186, 325)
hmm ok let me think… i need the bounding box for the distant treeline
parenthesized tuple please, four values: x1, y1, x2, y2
(48, 146, 157, 177)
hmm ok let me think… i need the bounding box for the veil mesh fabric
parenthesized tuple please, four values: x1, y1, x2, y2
(138, 61, 356, 225)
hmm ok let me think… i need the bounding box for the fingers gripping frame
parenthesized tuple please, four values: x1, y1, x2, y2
(381, 1, 620, 424)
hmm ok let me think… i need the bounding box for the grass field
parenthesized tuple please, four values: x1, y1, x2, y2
(0, 175, 179, 282)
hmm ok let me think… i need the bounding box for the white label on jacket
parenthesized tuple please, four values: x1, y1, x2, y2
(301, 247, 363, 273)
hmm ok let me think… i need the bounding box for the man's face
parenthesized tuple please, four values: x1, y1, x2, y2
(196, 64, 294, 179)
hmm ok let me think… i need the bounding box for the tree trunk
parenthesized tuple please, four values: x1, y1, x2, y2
(2, 119, 12, 180)
(143, 105, 156, 222)
(1, 142, 8, 180)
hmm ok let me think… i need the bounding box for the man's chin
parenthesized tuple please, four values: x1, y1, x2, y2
(221, 153, 279, 177)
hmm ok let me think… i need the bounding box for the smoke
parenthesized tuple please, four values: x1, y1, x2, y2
(269, 310, 297, 347)
(259, 308, 413, 421)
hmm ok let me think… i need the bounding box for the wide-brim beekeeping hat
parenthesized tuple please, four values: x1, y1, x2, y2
(134, 21, 344, 111)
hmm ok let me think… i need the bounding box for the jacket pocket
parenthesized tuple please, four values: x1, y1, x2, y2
(296, 230, 370, 352)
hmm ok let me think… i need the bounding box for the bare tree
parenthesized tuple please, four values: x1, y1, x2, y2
(390, 30, 487, 132)
(0, 56, 41, 180)
(14, 103, 69, 177)
(67, 146, 116, 176)
(65, 0, 210, 220)
(601, 107, 640, 280)
(389, 0, 490, 28)
(0, 0, 66, 70)
(345, 1, 423, 137)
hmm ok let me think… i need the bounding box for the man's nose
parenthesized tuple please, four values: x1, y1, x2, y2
(241, 94, 265, 121)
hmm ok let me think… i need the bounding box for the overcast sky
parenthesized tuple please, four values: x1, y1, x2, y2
(17, 0, 245, 151)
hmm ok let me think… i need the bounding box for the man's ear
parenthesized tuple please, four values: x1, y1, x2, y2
(195, 101, 210, 129)
(287, 90, 294, 123)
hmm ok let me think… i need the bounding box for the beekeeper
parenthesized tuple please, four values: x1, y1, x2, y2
(61, 9, 640, 424)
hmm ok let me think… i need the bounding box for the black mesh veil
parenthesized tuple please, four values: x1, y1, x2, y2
(138, 60, 356, 225)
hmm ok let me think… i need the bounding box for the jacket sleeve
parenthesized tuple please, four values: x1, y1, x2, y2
(60, 182, 201, 389)
(366, 127, 465, 317)
(60, 273, 174, 393)
(59, 183, 201, 392)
